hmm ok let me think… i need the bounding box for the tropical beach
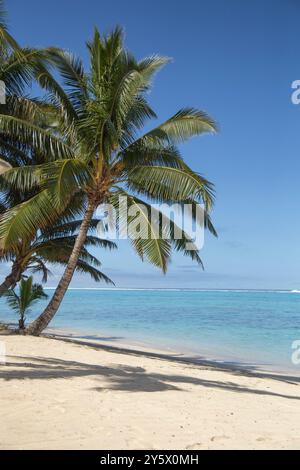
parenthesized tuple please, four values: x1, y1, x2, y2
(1, 288, 300, 450)
(0, 0, 300, 453)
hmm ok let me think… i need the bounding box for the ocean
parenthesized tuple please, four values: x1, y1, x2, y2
(1, 288, 300, 373)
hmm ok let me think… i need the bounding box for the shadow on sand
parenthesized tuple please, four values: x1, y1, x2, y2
(0, 336, 299, 400)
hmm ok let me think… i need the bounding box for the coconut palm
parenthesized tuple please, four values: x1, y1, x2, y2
(4, 276, 48, 330)
(0, 215, 115, 295)
(0, 27, 218, 335)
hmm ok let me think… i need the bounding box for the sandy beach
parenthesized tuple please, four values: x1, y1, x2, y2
(1, 334, 300, 450)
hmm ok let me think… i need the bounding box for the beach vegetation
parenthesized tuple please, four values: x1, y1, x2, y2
(4, 276, 48, 330)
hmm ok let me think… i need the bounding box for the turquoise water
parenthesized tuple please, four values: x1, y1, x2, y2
(1, 289, 300, 372)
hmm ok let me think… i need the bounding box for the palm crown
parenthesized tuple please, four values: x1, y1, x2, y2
(0, 28, 217, 262)
(4, 276, 48, 330)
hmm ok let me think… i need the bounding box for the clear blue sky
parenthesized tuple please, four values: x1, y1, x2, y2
(5, 0, 300, 289)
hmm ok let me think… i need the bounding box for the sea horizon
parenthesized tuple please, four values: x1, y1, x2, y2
(42, 286, 300, 292)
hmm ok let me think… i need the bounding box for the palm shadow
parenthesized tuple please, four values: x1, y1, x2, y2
(1, 351, 300, 400)
(55, 336, 300, 385)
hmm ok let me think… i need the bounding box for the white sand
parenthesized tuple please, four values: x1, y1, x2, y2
(0, 334, 300, 450)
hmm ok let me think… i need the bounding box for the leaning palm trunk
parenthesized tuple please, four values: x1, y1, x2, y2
(0, 260, 22, 296)
(25, 201, 95, 335)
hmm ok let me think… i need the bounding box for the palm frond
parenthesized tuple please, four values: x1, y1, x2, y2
(47, 49, 88, 116)
(1, 48, 57, 95)
(109, 190, 171, 272)
(148, 108, 217, 143)
(39, 218, 101, 239)
(75, 260, 114, 284)
(111, 188, 205, 268)
(0, 187, 69, 250)
(118, 141, 184, 169)
(26, 256, 51, 283)
(0, 0, 19, 51)
(0, 114, 73, 160)
(125, 165, 215, 209)
(3, 288, 20, 313)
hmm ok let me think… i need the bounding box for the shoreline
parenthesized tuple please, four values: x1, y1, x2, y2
(45, 327, 300, 378)
(46, 333, 300, 384)
(2, 323, 299, 377)
(1, 333, 300, 449)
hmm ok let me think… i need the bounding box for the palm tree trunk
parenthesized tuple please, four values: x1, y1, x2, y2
(0, 260, 22, 296)
(25, 200, 96, 336)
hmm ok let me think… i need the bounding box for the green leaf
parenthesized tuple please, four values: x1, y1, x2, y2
(0, 114, 73, 160)
(126, 165, 215, 209)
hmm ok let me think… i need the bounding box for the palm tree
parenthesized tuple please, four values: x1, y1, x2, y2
(0, 215, 115, 294)
(4, 276, 48, 330)
(0, 28, 218, 335)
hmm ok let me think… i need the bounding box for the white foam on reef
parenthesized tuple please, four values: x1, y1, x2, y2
(43, 287, 292, 293)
